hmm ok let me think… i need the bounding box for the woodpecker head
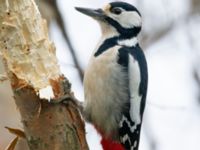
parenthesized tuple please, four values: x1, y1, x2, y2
(76, 2, 142, 38)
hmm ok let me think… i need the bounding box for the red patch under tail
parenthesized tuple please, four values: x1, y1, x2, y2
(94, 125, 124, 150)
(101, 137, 124, 150)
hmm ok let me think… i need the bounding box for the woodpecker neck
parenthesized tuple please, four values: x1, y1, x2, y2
(99, 20, 140, 42)
(94, 22, 139, 57)
(117, 36, 138, 47)
(100, 25, 139, 46)
(94, 35, 138, 57)
(104, 16, 141, 39)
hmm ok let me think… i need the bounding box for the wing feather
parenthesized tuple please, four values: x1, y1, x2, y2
(117, 45, 148, 150)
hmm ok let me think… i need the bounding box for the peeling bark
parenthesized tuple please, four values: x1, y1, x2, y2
(38, 0, 84, 81)
(0, 0, 88, 149)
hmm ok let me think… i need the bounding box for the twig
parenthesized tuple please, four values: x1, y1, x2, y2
(193, 69, 200, 103)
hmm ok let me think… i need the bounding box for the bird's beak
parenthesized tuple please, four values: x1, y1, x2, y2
(75, 7, 105, 20)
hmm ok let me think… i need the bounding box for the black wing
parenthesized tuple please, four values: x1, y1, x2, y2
(117, 45, 148, 150)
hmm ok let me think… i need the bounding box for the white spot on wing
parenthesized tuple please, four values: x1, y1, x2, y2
(131, 146, 134, 150)
(122, 134, 130, 143)
(134, 141, 138, 147)
(119, 115, 137, 133)
(128, 55, 142, 124)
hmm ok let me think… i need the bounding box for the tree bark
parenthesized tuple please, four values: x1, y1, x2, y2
(38, 0, 84, 81)
(0, 0, 88, 150)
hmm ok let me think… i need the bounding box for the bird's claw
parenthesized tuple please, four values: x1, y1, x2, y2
(49, 94, 83, 113)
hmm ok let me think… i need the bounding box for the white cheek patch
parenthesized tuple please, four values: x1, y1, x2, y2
(108, 11, 142, 29)
(125, 11, 142, 27)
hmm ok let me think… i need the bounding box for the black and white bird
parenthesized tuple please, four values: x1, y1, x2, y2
(76, 2, 148, 150)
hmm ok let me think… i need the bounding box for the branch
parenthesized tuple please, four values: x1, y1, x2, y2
(193, 69, 200, 103)
(0, 0, 88, 149)
(191, 0, 200, 15)
(141, 24, 174, 49)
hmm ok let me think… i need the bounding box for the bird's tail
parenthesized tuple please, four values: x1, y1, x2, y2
(101, 137, 124, 150)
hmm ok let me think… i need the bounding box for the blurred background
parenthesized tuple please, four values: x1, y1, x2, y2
(1, 0, 200, 150)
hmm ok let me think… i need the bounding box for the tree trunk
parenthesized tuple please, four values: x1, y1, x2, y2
(0, 0, 88, 150)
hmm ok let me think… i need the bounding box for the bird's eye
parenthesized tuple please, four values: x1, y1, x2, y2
(111, 7, 122, 15)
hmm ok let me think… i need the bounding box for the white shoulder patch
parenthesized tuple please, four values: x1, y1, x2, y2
(128, 54, 142, 124)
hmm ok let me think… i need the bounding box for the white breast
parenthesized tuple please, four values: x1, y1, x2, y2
(83, 46, 129, 138)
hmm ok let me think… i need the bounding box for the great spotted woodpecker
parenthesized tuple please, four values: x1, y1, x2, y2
(76, 2, 148, 150)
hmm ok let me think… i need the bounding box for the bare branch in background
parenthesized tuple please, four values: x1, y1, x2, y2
(141, 24, 174, 49)
(191, 0, 200, 15)
(193, 69, 200, 103)
(136, 0, 175, 49)
(38, 0, 84, 82)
